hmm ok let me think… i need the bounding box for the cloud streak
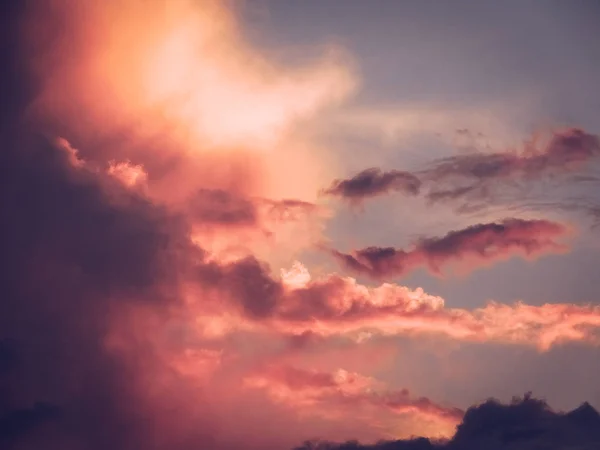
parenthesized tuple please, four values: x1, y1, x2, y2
(322, 128, 600, 209)
(245, 365, 463, 432)
(322, 168, 421, 203)
(192, 260, 600, 351)
(329, 219, 569, 279)
(427, 128, 600, 182)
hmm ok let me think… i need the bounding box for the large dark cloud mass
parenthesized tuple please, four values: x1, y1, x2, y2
(294, 395, 600, 450)
(0, 132, 201, 450)
(0, 8, 205, 449)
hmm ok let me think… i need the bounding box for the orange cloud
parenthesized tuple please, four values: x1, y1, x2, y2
(26, 0, 356, 197)
(24, 0, 356, 268)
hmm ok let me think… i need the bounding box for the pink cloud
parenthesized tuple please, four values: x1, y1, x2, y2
(329, 218, 570, 279)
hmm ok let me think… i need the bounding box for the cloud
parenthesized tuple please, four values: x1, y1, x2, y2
(192, 260, 600, 351)
(329, 219, 569, 279)
(322, 168, 422, 203)
(423, 128, 600, 210)
(25, 0, 357, 203)
(320, 129, 600, 215)
(0, 403, 61, 446)
(427, 128, 600, 182)
(244, 366, 462, 433)
(294, 394, 600, 450)
(21, 0, 357, 270)
(0, 130, 222, 449)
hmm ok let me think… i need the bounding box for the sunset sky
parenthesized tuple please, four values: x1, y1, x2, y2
(2, 1, 600, 449)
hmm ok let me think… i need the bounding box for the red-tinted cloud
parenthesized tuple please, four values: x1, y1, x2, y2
(244, 365, 463, 431)
(330, 219, 569, 279)
(192, 260, 600, 351)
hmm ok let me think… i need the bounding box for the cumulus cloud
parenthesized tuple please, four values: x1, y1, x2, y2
(183, 189, 320, 231)
(424, 128, 600, 209)
(0, 1, 351, 449)
(26, 0, 357, 203)
(189, 258, 600, 351)
(107, 160, 148, 188)
(329, 219, 569, 279)
(21, 0, 356, 270)
(294, 394, 600, 450)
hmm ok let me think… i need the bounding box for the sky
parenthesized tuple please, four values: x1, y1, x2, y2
(1, 1, 600, 449)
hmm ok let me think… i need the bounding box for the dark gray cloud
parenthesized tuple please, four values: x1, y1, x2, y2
(424, 128, 600, 208)
(322, 168, 422, 203)
(0, 128, 206, 449)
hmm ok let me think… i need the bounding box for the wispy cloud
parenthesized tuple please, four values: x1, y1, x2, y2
(322, 128, 600, 212)
(322, 168, 421, 203)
